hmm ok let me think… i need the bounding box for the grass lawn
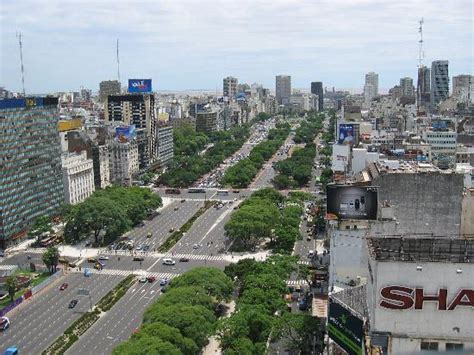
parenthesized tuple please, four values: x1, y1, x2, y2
(0, 271, 51, 309)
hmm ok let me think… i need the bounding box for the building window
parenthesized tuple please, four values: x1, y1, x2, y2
(446, 343, 463, 352)
(421, 342, 438, 351)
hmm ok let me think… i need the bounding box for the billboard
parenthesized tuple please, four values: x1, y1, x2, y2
(128, 79, 152, 93)
(338, 123, 358, 146)
(328, 298, 364, 355)
(115, 125, 136, 143)
(326, 185, 378, 220)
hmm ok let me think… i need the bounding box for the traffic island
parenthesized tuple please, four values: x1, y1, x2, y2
(158, 200, 217, 252)
(42, 275, 136, 355)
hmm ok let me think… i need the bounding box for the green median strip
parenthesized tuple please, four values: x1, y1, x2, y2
(42, 275, 136, 355)
(158, 200, 217, 252)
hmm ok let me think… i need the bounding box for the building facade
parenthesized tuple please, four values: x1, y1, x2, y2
(105, 94, 156, 170)
(424, 130, 457, 156)
(223, 76, 238, 99)
(156, 124, 174, 165)
(430, 60, 449, 107)
(61, 151, 95, 205)
(364, 72, 379, 104)
(417, 66, 431, 109)
(99, 80, 121, 102)
(452, 74, 473, 103)
(92, 145, 111, 189)
(109, 140, 139, 186)
(196, 111, 218, 133)
(311, 81, 324, 111)
(0, 98, 64, 248)
(400, 77, 414, 97)
(276, 75, 291, 105)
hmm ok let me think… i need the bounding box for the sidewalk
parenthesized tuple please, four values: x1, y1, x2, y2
(202, 300, 236, 355)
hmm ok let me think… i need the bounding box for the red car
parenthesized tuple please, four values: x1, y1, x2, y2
(59, 283, 68, 291)
(146, 276, 156, 283)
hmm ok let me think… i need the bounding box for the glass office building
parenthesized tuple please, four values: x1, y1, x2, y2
(0, 97, 64, 249)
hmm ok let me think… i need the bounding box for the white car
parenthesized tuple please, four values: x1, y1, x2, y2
(162, 258, 176, 266)
(98, 256, 109, 261)
(138, 276, 147, 283)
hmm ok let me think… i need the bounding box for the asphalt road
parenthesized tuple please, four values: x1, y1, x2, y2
(0, 272, 124, 354)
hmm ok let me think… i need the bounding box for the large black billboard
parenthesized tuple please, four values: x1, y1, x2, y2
(328, 298, 364, 355)
(326, 185, 377, 220)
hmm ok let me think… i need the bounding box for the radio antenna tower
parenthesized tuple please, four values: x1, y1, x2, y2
(418, 18, 424, 68)
(17, 32, 26, 97)
(116, 38, 121, 84)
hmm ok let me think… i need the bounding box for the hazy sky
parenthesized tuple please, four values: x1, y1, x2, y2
(0, 0, 472, 93)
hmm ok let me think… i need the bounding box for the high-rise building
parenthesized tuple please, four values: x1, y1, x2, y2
(0, 97, 64, 248)
(400, 77, 414, 97)
(61, 151, 95, 205)
(364, 72, 379, 103)
(99, 80, 121, 102)
(105, 94, 156, 170)
(276, 75, 291, 105)
(196, 110, 218, 133)
(156, 123, 174, 165)
(452, 75, 473, 103)
(223, 76, 238, 99)
(311, 82, 324, 111)
(430, 60, 449, 106)
(109, 138, 139, 186)
(417, 66, 431, 108)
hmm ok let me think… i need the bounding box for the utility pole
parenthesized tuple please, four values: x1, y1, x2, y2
(17, 32, 26, 97)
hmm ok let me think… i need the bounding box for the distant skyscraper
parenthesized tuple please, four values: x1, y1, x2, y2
(276, 75, 291, 105)
(452, 75, 473, 103)
(364, 72, 378, 103)
(311, 82, 324, 111)
(223, 77, 238, 99)
(417, 66, 431, 108)
(400, 77, 414, 97)
(0, 97, 64, 249)
(99, 80, 121, 102)
(430, 60, 449, 106)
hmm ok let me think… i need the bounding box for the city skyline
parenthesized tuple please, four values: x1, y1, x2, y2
(0, 0, 472, 93)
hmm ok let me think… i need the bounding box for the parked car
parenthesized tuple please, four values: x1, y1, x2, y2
(59, 283, 68, 291)
(68, 299, 78, 309)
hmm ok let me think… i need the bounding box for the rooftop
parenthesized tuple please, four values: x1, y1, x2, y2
(367, 236, 474, 263)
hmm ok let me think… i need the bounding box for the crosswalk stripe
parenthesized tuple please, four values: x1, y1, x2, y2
(70, 269, 180, 278)
(102, 250, 225, 261)
(286, 280, 309, 286)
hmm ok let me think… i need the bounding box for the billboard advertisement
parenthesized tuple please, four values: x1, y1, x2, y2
(328, 298, 364, 355)
(326, 185, 378, 220)
(338, 123, 358, 146)
(128, 79, 152, 93)
(115, 125, 136, 143)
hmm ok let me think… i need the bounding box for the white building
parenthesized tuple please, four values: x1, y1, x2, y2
(109, 140, 139, 186)
(366, 237, 474, 354)
(424, 130, 457, 156)
(61, 151, 95, 205)
(223, 76, 238, 99)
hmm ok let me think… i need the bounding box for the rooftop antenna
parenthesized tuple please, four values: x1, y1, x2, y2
(17, 32, 26, 97)
(418, 18, 424, 68)
(116, 38, 121, 84)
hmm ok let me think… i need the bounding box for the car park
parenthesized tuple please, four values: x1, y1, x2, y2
(68, 299, 78, 309)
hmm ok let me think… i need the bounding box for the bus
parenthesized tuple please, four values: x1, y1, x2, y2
(217, 189, 229, 196)
(165, 188, 181, 195)
(188, 188, 205, 193)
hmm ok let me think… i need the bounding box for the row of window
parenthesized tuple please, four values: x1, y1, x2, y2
(421, 341, 464, 352)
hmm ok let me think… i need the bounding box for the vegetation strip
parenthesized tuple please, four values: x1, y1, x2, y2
(42, 275, 135, 355)
(221, 123, 291, 188)
(158, 200, 217, 252)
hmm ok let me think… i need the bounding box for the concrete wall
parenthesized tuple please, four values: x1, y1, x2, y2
(461, 191, 474, 235)
(372, 173, 463, 235)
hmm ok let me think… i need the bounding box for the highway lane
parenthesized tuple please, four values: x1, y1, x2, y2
(0, 273, 124, 354)
(170, 201, 237, 255)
